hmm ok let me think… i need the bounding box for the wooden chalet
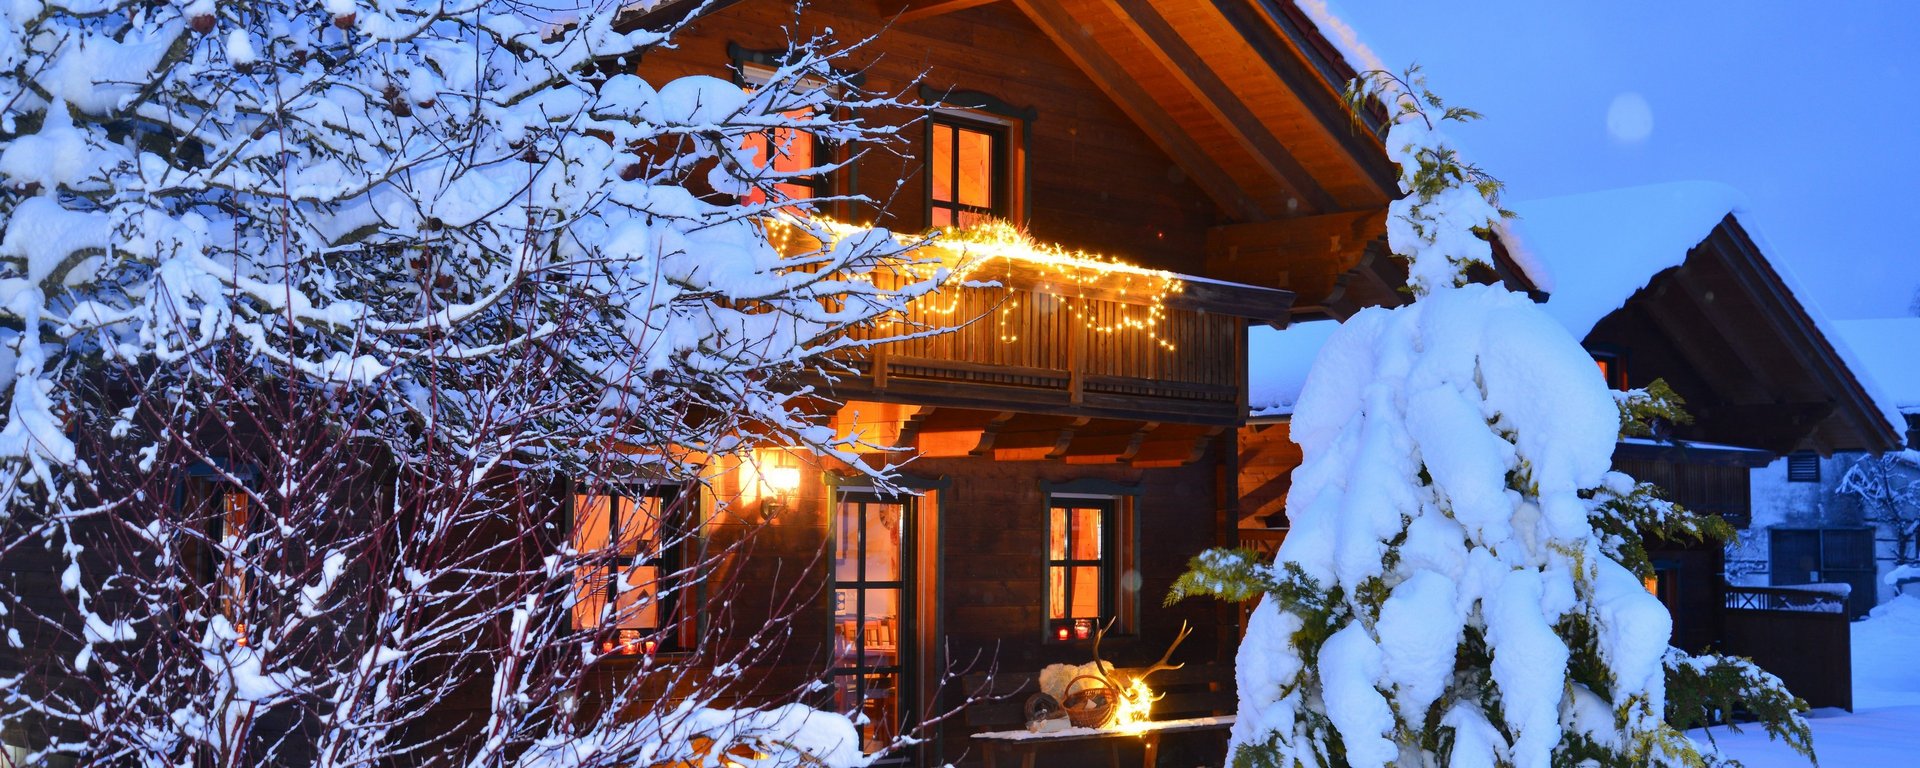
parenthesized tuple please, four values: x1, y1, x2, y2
(580, 1, 1411, 765)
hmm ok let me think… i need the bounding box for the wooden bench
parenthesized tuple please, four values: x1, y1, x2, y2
(960, 664, 1235, 767)
(971, 715, 1235, 768)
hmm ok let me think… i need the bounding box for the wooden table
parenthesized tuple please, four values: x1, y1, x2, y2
(971, 715, 1235, 768)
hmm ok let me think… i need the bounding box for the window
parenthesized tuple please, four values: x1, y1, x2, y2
(571, 486, 680, 655)
(1046, 498, 1114, 642)
(927, 114, 1009, 229)
(1787, 452, 1821, 483)
(1591, 350, 1627, 390)
(740, 108, 822, 208)
(735, 55, 829, 211)
(197, 482, 252, 646)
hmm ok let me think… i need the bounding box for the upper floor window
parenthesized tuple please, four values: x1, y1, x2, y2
(571, 486, 682, 655)
(927, 114, 1010, 229)
(736, 56, 829, 211)
(740, 108, 822, 208)
(1591, 349, 1628, 390)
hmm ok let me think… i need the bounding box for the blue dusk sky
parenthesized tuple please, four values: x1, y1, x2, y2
(1320, 1, 1920, 319)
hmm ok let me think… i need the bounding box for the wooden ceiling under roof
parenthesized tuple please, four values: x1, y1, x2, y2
(985, 0, 1397, 221)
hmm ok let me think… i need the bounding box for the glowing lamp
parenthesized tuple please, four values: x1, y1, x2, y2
(1055, 626, 1070, 641)
(762, 466, 802, 494)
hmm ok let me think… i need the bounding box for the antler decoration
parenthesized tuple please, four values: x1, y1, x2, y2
(1088, 619, 1193, 702)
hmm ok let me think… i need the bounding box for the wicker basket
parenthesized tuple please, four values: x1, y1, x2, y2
(1061, 674, 1115, 728)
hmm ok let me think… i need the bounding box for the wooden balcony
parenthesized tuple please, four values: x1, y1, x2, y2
(804, 222, 1296, 425)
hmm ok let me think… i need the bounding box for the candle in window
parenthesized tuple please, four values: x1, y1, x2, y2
(1074, 618, 1093, 639)
(643, 639, 658, 656)
(1056, 626, 1070, 641)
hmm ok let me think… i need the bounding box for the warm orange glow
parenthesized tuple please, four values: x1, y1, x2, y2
(761, 466, 801, 494)
(766, 215, 1188, 350)
(1643, 574, 1660, 596)
(1108, 677, 1156, 733)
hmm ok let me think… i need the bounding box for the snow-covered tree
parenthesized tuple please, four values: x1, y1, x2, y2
(1171, 69, 1812, 768)
(1839, 451, 1920, 567)
(0, 1, 953, 765)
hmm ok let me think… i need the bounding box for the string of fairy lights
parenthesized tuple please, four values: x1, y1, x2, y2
(763, 215, 1189, 351)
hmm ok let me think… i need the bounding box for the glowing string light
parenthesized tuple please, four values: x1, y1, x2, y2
(763, 215, 1188, 351)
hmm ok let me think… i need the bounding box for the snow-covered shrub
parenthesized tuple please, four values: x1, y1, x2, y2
(0, 1, 947, 765)
(1170, 69, 1812, 768)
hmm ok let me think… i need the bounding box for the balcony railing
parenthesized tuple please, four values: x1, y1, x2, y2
(790, 220, 1294, 424)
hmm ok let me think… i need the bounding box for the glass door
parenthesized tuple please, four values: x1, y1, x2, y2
(831, 492, 913, 756)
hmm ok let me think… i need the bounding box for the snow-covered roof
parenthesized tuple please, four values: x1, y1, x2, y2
(1835, 318, 1920, 415)
(1248, 320, 1340, 418)
(1246, 182, 1906, 443)
(1504, 181, 1743, 340)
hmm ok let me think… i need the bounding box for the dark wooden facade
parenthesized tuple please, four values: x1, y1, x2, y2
(600, 1, 1403, 765)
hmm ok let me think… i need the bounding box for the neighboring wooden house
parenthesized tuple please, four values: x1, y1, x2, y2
(1237, 182, 1901, 708)
(582, 1, 1415, 764)
(1732, 318, 1920, 613)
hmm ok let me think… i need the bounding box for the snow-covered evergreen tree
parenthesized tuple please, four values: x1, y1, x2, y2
(0, 1, 948, 765)
(1171, 69, 1812, 768)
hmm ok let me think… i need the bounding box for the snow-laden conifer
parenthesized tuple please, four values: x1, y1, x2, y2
(1171, 69, 1813, 768)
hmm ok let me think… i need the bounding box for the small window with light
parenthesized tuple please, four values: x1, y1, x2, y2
(927, 113, 1011, 229)
(571, 486, 683, 655)
(735, 56, 831, 211)
(1590, 349, 1628, 390)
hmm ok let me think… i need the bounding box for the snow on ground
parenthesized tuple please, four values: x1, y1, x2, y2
(1692, 595, 1920, 766)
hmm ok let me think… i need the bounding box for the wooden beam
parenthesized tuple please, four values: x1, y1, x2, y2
(1130, 424, 1225, 467)
(894, 0, 1002, 24)
(967, 411, 1023, 456)
(1211, 0, 1401, 196)
(1096, 0, 1338, 212)
(1011, 0, 1265, 222)
(1318, 238, 1408, 319)
(1205, 209, 1386, 301)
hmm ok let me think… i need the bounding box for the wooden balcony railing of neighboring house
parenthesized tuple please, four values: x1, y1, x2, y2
(774, 219, 1295, 425)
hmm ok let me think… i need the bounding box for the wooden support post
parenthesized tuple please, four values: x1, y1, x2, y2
(1069, 324, 1086, 405)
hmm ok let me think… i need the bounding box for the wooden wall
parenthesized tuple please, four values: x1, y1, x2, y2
(632, 1, 1226, 273)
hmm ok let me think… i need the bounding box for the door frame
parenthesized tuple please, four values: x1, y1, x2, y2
(828, 474, 946, 764)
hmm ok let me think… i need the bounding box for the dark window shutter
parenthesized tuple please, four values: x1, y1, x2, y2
(1786, 452, 1820, 483)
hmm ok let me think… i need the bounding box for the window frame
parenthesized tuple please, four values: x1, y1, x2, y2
(567, 483, 686, 655)
(924, 111, 1013, 230)
(1589, 347, 1629, 390)
(1039, 480, 1139, 645)
(1044, 496, 1115, 643)
(734, 56, 834, 211)
(180, 460, 259, 645)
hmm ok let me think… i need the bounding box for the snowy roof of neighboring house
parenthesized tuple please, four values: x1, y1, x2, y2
(1503, 181, 1744, 340)
(1245, 183, 1905, 449)
(1248, 320, 1341, 418)
(1835, 318, 1920, 414)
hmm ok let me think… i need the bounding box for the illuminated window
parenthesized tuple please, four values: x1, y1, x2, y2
(740, 107, 822, 208)
(927, 115, 1008, 229)
(210, 485, 251, 646)
(1591, 350, 1627, 390)
(571, 487, 680, 654)
(1046, 499, 1113, 641)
